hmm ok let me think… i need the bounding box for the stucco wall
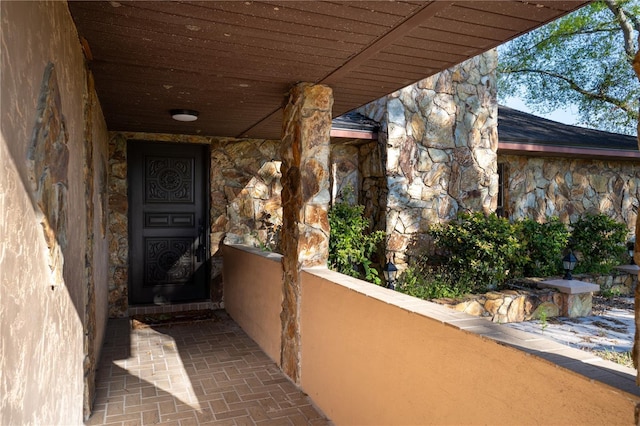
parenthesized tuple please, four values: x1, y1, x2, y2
(299, 267, 637, 425)
(501, 155, 639, 235)
(0, 1, 109, 423)
(221, 244, 638, 425)
(89, 81, 110, 389)
(222, 244, 283, 364)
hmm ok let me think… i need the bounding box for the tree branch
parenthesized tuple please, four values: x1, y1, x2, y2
(504, 68, 634, 113)
(602, 0, 639, 64)
(529, 27, 618, 52)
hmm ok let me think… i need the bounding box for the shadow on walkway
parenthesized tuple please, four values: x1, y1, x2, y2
(85, 311, 330, 425)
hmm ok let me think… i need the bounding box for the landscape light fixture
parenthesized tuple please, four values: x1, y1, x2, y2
(628, 239, 636, 265)
(170, 109, 199, 122)
(383, 260, 398, 290)
(562, 251, 577, 280)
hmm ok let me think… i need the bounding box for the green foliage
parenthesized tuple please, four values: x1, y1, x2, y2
(570, 213, 628, 273)
(498, 0, 639, 135)
(428, 212, 526, 293)
(589, 348, 633, 368)
(397, 213, 630, 302)
(519, 217, 570, 277)
(396, 259, 474, 300)
(538, 306, 549, 333)
(251, 213, 282, 253)
(328, 201, 385, 285)
(600, 286, 623, 298)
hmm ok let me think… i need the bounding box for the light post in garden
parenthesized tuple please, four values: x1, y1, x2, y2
(627, 239, 635, 265)
(383, 260, 398, 290)
(562, 251, 577, 280)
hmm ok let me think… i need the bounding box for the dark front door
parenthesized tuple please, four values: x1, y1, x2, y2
(128, 141, 208, 305)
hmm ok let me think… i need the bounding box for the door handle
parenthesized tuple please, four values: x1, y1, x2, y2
(196, 219, 206, 262)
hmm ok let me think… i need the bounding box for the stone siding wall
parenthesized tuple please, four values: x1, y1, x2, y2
(358, 50, 499, 269)
(211, 139, 282, 252)
(210, 138, 283, 303)
(329, 140, 386, 231)
(1, 1, 110, 423)
(107, 133, 284, 316)
(501, 155, 639, 235)
(107, 132, 381, 316)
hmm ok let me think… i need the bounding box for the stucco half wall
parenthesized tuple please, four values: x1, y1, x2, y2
(223, 244, 283, 365)
(222, 245, 639, 424)
(300, 268, 638, 425)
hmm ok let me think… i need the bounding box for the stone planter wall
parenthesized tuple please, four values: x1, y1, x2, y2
(501, 155, 640, 236)
(436, 289, 564, 323)
(436, 287, 596, 322)
(574, 270, 637, 295)
(358, 50, 499, 270)
(436, 269, 637, 323)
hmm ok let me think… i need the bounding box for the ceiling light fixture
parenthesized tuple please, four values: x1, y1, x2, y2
(170, 109, 199, 122)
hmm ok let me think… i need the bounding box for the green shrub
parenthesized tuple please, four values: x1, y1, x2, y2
(570, 213, 628, 274)
(328, 201, 385, 285)
(428, 212, 526, 293)
(402, 213, 629, 302)
(397, 259, 474, 299)
(519, 217, 570, 277)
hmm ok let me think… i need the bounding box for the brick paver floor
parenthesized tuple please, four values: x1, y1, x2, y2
(85, 311, 331, 426)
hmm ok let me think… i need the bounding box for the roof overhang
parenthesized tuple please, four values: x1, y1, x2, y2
(68, 1, 589, 140)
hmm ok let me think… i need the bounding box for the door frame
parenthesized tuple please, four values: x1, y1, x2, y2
(126, 140, 210, 305)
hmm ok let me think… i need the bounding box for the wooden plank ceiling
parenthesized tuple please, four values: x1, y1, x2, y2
(68, 1, 588, 139)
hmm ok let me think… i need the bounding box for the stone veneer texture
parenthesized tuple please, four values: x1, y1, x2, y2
(358, 50, 499, 269)
(501, 155, 639, 235)
(107, 133, 285, 316)
(279, 83, 333, 383)
(107, 130, 381, 316)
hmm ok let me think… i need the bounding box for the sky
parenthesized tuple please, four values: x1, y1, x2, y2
(502, 96, 580, 127)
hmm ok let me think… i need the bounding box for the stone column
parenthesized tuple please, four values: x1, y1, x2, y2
(279, 83, 333, 383)
(358, 50, 498, 271)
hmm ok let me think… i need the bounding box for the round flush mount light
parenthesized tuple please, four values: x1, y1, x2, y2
(170, 109, 199, 122)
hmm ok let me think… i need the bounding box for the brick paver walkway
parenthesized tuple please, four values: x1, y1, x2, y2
(86, 311, 331, 425)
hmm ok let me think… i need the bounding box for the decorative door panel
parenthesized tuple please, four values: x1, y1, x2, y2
(128, 141, 208, 305)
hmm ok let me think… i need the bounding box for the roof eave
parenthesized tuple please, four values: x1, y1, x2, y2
(498, 142, 640, 161)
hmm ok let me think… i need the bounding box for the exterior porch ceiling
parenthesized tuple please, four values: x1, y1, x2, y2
(68, 1, 589, 140)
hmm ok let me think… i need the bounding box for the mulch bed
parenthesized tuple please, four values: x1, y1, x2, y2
(131, 309, 218, 329)
(592, 295, 635, 316)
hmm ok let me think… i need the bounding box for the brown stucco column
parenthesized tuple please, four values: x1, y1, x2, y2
(279, 82, 333, 383)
